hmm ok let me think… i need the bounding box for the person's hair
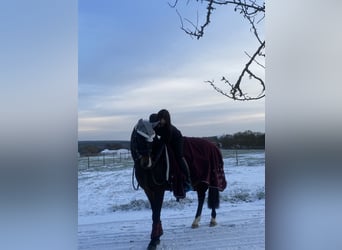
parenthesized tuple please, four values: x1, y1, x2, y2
(157, 109, 171, 126)
(149, 113, 158, 123)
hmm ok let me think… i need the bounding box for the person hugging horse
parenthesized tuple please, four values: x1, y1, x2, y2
(149, 109, 192, 194)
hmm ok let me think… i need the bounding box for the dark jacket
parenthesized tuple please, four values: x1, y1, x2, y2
(155, 124, 184, 159)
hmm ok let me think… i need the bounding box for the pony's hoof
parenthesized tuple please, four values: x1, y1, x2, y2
(147, 239, 160, 250)
(209, 219, 217, 227)
(191, 223, 199, 228)
(191, 216, 201, 228)
(147, 244, 156, 250)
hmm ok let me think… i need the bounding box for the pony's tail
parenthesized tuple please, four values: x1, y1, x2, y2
(208, 187, 220, 209)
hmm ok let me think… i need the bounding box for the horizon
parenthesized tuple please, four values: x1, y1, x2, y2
(78, 129, 265, 142)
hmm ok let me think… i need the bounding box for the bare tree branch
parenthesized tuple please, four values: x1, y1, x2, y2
(170, 0, 265, 101)
(244, 51, 265, 69)
(177, 0, 216, 39)
(168, 0, 179, 8)
(232, 41, 265, 96)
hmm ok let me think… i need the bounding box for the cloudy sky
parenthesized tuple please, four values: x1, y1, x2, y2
(78, 0, 265, 141)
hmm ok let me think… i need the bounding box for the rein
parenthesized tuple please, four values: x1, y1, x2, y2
(150, 144, 165, 169)
(151, 144, 169, 186)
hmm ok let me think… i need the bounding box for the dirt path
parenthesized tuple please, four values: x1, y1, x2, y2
(78, 203, 264, 250)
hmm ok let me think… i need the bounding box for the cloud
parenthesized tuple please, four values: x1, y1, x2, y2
(78, 54, 265, 140)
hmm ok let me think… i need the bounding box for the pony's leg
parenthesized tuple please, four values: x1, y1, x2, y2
(151, 189, 164, 226)
(209, 208, 217, 227)
(191, 184, 207, 228)
(148, 221, 163, 250)
(208, 187, 219, 227)
(148, 189, 165, 249)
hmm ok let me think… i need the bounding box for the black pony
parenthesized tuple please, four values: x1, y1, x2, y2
(130, 119, 227, 250)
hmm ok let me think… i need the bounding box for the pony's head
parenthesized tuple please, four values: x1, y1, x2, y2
(131, 119, 155, 169)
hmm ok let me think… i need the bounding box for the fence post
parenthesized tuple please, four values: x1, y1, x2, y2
(235, 149, 239, 166)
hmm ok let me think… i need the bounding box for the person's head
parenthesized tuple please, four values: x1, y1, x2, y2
(149, 113, 159, 128)
(157, 109, 171, 127)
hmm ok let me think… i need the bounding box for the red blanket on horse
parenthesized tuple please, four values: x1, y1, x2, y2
(167, 137, 227, 198)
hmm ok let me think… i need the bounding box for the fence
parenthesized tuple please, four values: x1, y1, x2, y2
(78, 151, 133, 170)
(78, 149, 264, 171)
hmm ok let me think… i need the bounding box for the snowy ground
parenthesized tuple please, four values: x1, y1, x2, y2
(78, 150, 265, 250)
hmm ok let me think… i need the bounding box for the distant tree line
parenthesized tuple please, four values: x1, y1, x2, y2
(203, 130, 265, 149)
(78, 130, 265, 156)
(78, 141, 130, 156)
